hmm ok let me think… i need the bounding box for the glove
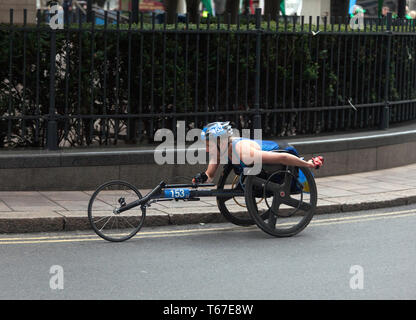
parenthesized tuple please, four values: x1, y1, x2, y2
(192, 172, 208, 184)
(312, 156, 324, 169)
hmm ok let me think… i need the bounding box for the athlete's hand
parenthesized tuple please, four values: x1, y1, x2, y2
(311, 156, 324, 169)
(192, 172, 208, 184)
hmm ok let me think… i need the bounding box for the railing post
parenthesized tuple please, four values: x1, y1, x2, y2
(47, 29, 58, 150)
(253, 8, 262, 134)
(132, 0, 139, 24)
(380, 12, 392, 130)
(63, 0, 69, 26)
(87, 0, 93, 23)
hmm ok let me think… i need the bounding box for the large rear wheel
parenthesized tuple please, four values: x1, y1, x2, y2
(244, 166, 317, 237)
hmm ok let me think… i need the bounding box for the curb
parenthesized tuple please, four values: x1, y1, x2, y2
(0, 194, 415, 234)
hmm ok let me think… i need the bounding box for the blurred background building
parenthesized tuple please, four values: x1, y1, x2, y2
(1, 1, 416, 24)
(0, 0, 37, 24)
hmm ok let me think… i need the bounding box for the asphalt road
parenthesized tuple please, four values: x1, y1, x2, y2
(1, 204, 416, 300)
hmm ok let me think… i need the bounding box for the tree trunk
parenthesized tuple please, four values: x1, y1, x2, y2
(186, 0, 200, 23)
(165, 0, 179, 24)
(225, 0, 240, 24)
(264, 0, 280, 18)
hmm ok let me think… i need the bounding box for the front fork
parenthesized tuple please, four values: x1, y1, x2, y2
(114, 181, 166, 214)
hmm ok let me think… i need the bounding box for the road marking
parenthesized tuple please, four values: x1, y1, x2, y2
(0, 238, 104, 245)
(0, 226, 246, 242)
(0, 209, 415, 245)
(310, 208, 416, 224)
(311, 211, 416, 227)
(2, 208, 414, 241)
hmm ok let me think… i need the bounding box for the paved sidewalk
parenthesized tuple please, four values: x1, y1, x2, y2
(1, 164, 416, 233)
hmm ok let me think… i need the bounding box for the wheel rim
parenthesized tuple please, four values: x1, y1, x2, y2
(88, 181, 146, 242)
(231, 175, 264, 207)
(216, 165, 269, 226)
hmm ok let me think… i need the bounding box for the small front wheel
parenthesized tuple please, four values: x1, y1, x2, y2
(88, 180, 146, 242)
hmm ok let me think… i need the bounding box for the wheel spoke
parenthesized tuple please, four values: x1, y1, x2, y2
(99, 215, 114, 231)
(283, 169, 293, 191)
(110, 215, 116, 229)
(268, 212, 277, 228)
(94, 215, 112, 224)
(283, 197, 312, 212)
(119, 215, 136, 229)
(252, 176, 281, 194)
(265, 180, 281, 194)
(268, 195, 281, 228)
(271, 194, 281, 213)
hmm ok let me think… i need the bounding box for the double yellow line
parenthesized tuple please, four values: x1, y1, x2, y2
(0, 208, 415, 245)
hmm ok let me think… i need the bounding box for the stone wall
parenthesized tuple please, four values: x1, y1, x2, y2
(1, 123, 416, 191)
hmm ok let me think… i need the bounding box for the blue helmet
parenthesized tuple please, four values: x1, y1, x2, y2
(201, 122, 233, 141)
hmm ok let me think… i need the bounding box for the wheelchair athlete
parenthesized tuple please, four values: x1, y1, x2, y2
(192, 122, 324, 184)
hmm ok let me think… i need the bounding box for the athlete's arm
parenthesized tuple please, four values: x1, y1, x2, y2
(205, 160, 220, 182)
(261, 151, 316, 168)
(235, 141, 321, 169)
(192, 141, 221, 183)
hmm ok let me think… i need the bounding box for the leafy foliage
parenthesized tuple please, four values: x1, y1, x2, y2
(0, 21, 415, 148)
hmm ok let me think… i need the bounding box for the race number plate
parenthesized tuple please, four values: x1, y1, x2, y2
(164, 188, 190, 199)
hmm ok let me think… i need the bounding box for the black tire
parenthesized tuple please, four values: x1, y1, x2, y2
(244, 166, 317, 237)
(88, 180, 146, 242)
(216, 164, 269, 226)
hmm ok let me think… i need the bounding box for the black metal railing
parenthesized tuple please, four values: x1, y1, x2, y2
(1, 9, 416, 150)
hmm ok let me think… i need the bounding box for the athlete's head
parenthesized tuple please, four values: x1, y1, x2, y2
(201, 122, 233, 153)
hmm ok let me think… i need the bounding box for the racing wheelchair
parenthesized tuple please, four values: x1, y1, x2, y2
(87, 152, 319, 242)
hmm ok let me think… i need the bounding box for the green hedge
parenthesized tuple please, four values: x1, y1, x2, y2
(1, 21, 415, 148)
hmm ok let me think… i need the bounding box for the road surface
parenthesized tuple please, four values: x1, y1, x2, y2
(1, 204, 415, 300)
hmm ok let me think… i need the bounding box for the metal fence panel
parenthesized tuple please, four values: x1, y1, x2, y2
(0, 10, 416, 149)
